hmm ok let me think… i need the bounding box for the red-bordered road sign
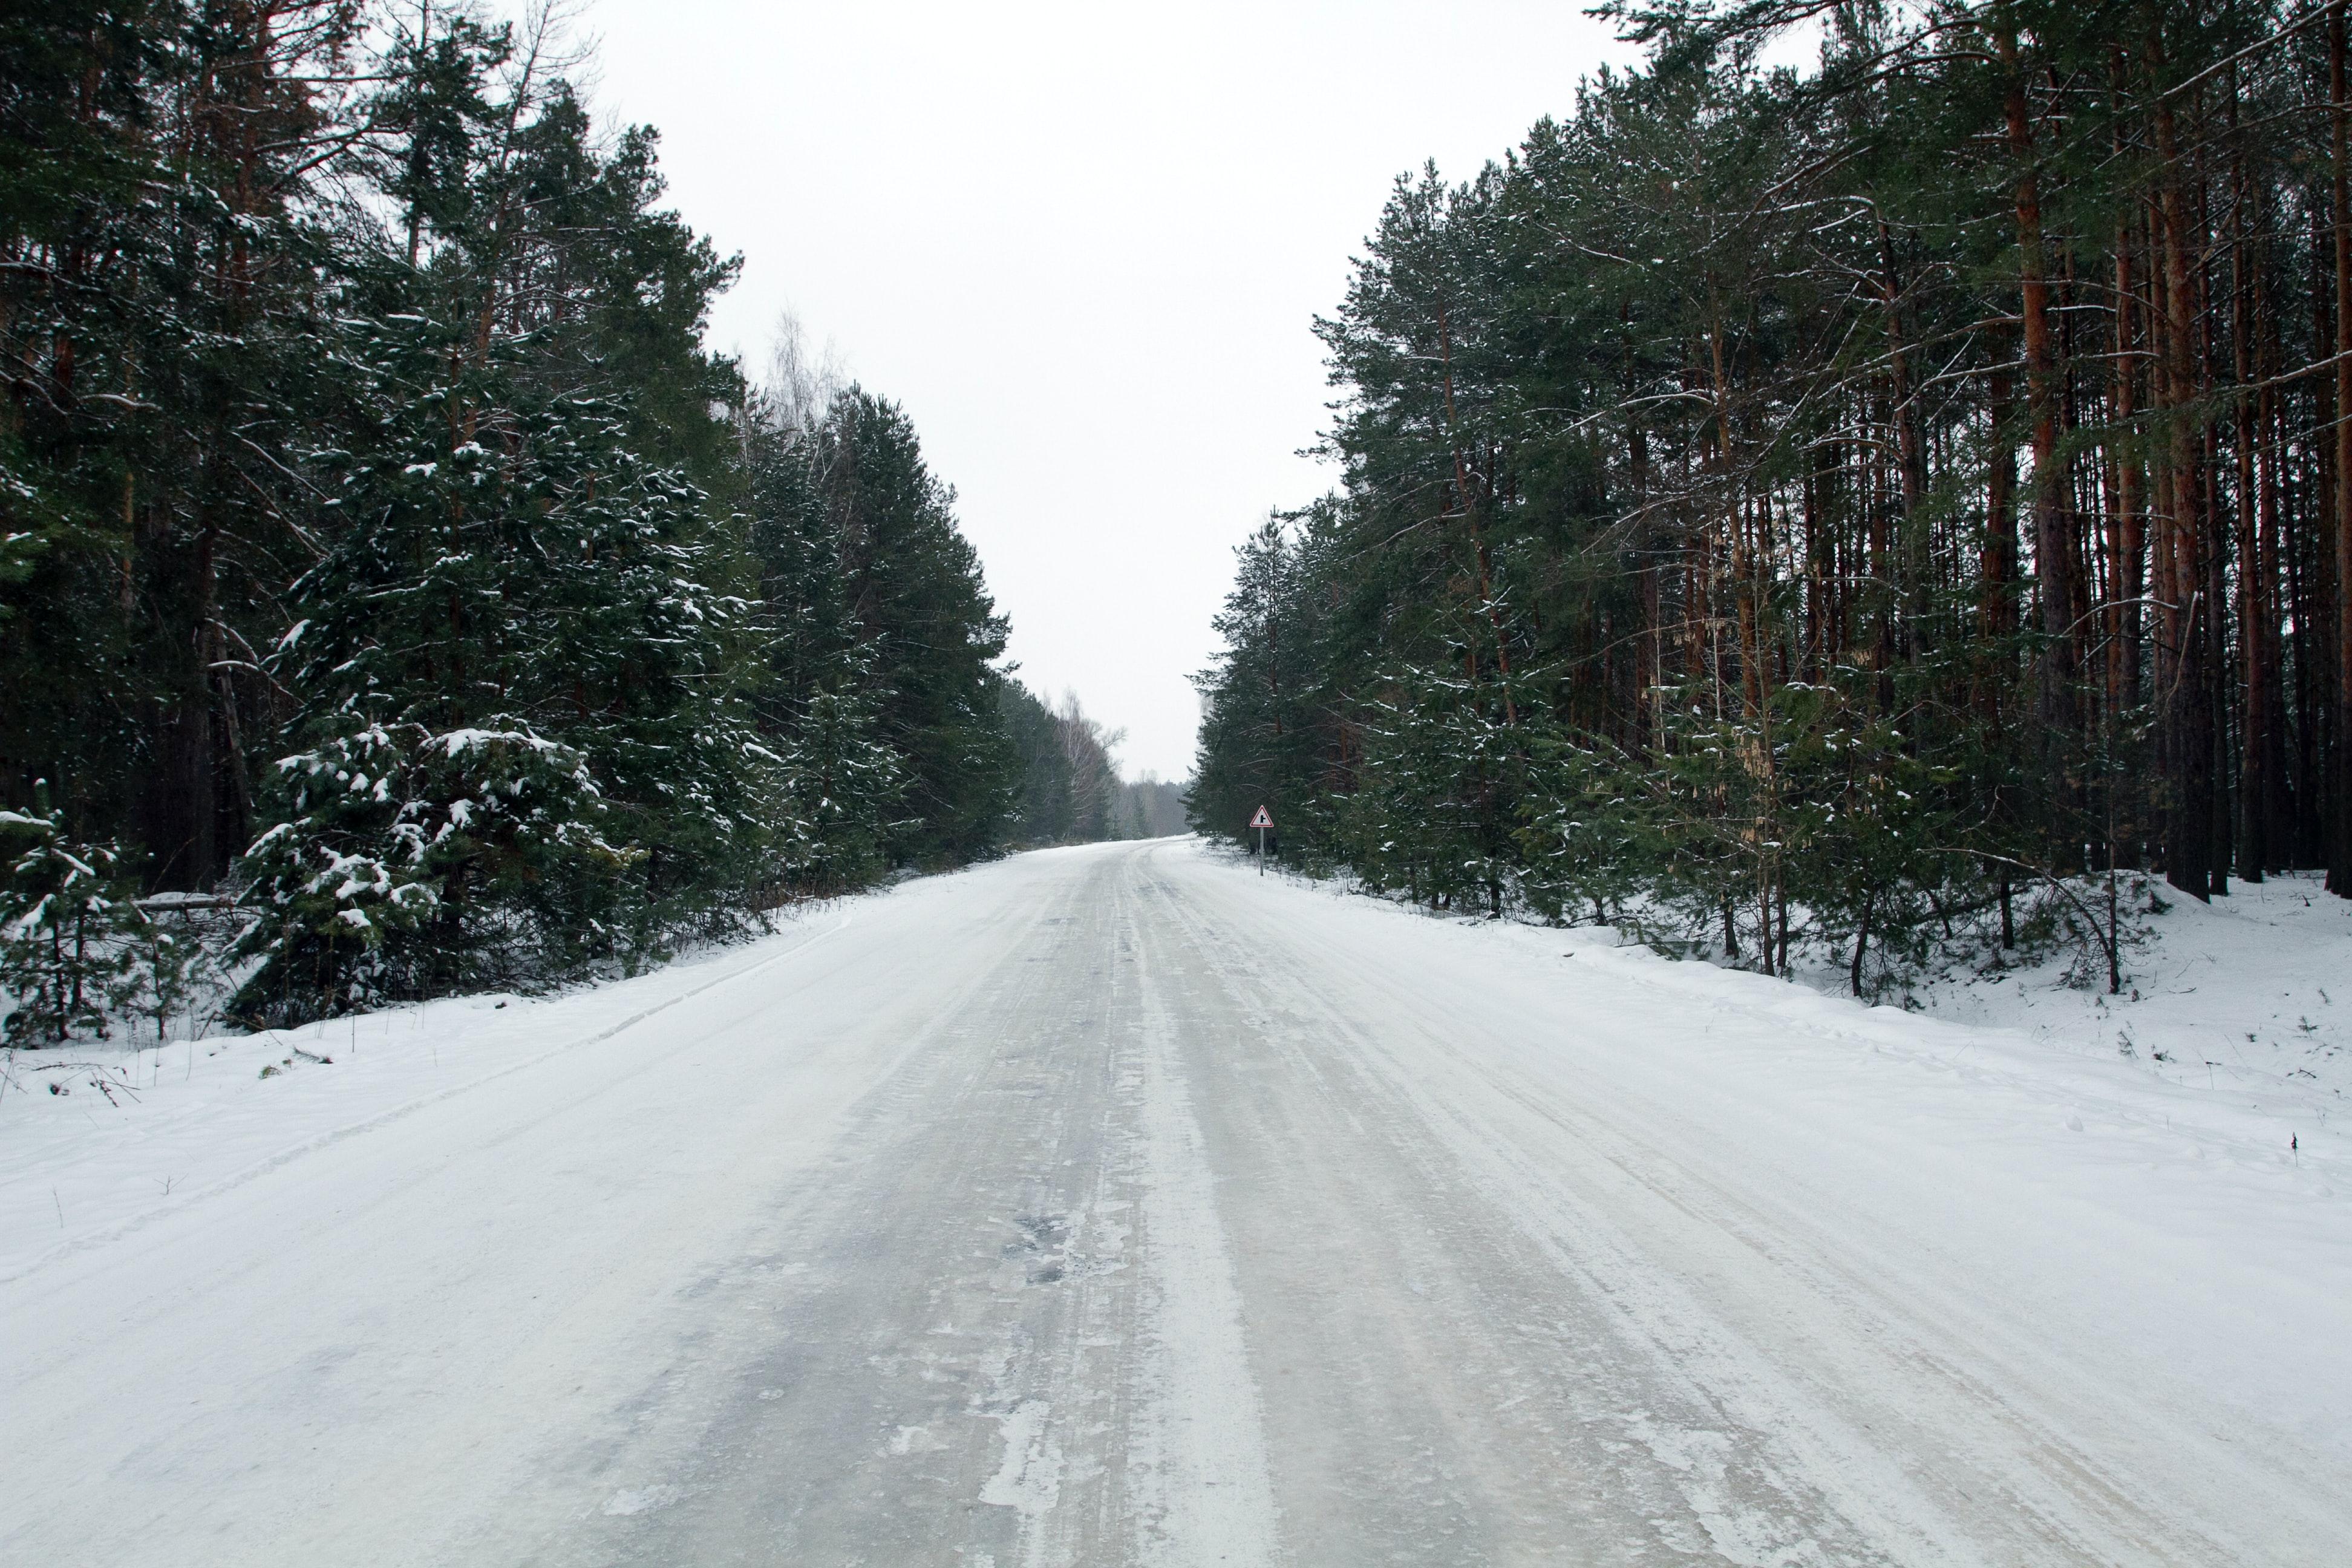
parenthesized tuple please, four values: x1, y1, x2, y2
(1250, 806, 1273, 828)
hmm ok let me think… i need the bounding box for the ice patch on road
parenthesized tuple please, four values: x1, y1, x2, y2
(888, 1422, 946, 1455)
(979, 1399, 1062, 1517)
(600, 1484, 681, 1517)
(1619, 1410, 1828, 1567)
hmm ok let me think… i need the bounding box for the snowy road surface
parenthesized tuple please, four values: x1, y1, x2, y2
(3, 840, 2345, 1566)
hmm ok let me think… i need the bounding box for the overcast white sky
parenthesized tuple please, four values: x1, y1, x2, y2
(580, 1, 1637, 780)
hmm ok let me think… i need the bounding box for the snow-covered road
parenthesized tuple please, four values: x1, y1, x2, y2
(2, 840, 2344, 1566)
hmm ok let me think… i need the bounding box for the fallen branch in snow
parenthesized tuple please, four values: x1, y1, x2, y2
(1, 1057, 142, 1106)
(87, 1071, 138, 1107)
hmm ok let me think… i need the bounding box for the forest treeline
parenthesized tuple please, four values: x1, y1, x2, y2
(0, 2, 1148, 1036)
(1001, 683, 1189, 846)
(1193, 0, 2352, 991)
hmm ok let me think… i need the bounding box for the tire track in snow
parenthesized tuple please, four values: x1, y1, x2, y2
(1147, 840, 2305, 1565)
(1118, 855, 1284, 1566)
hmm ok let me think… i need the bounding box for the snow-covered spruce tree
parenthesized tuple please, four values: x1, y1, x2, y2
(7, 5, 1038, 1031)
(1511, 729, 1650, 930)
(0, 797, 145, 1042)
(232, 313, 785, 1024)
(742, 386, 1018, 872)
(738, 390, 907, 892)
(802, 391, 1017, 867)
(1615, 678, 1950, 987)
(779, 677, 905, 894)
(0, 3, 374, 893)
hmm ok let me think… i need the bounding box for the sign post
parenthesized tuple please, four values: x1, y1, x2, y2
(1250, 805, 1273, 875)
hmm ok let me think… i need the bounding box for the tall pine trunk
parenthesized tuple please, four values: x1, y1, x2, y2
(1998, 11, 2081, 869)
(2331, 3, 2352, 895)
(2151, 41, 2216, 900)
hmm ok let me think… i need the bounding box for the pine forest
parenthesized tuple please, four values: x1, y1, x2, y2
(1192, 0, 2352, 992)
(0, 2, 1149, 1037)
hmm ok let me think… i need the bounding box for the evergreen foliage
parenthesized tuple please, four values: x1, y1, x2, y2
(0, 4, 1046, 1029)
(796, 392, 1016, 866)
(0, 796, 144, 1041)
(1195, 1, 2352, 990)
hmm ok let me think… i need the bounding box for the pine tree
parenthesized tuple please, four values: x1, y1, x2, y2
(2, 4, 1078, 1031)
(232, 313, 780, 1019)
(1196, 1, 2352, 988)
(801, 391, 1015, 866)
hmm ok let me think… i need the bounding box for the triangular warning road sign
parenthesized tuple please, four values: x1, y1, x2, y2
(1250, 806, 1273, 828)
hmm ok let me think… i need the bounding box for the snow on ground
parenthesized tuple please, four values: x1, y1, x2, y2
(1, 840, 2345, 1563)
(1163, 843, 2352, 1558)
(1319, 855, 2350, 1181)
(1311, 858, 2352, 1361)
(1890, 869, 2351, 1112)
(0, 903, 864, 1283)
(7, 851, 2343, 1319)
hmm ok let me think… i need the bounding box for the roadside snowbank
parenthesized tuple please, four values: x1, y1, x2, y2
(0, 905, 862, 1283)
(1272, 846, 2348, 1141)
(1890, 869, 2350, 1100)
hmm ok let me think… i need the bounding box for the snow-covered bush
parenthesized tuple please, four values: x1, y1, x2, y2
(231, 719, 628, 1023)
(0, 802, 145, 1042)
